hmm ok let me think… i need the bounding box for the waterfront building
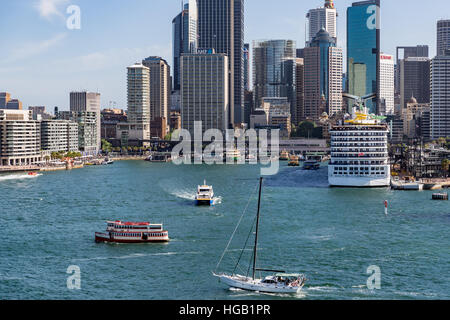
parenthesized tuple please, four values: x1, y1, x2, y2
(304, 29, 343, 120)
(329, 108, 390, 187)
(172, 0, 198, 91)
(0, 109, 41, 166)
(70, 91, 101, 152)
(347, 0, 380, 114)
(379, 53, 395, 115)
(430, 50, 450, 140)
(101, 109, 127, 140)
(250, 109, 268, 129)
(253, 40, 297, 117)
(142, 56, 171, 133)
(306, 0, 337, 46)
(399, 57, 430, 109)
(395, 45, 429, 94)
(41, 120, 78, 153)
(117, 63, 151, 144)
(180, 52, 229, 136)
(437, 20, 450, 56)
(243, 90, 253, 126)
(57, 111, 98, 154)
(198, 0, 244, 125)
(150, 117, 167, 140)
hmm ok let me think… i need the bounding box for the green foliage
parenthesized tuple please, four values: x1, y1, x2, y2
(101, 139, 113, 153)
(291, 121, 323, 139)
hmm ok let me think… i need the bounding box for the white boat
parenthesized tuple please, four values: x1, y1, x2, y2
(196, 180, 214, 206)
(213, 177, 306, 294)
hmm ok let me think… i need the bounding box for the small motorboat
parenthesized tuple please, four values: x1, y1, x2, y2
(28, 172, 38, 176)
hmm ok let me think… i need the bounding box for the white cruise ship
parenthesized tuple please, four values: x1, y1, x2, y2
(328, 107, 390, 188)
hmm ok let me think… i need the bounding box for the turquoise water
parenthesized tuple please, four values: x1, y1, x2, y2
(0, 161, 449, 300)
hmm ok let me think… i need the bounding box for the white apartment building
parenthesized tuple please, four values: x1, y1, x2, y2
(41, 120, 79, 153)
(379, 53, 395, 115)
(117, 63, 151, 142)
(0, 109, 41, 166)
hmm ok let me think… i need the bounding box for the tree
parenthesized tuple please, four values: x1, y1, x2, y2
(442, 159, 450, 177)
(101, 139, 113, 153)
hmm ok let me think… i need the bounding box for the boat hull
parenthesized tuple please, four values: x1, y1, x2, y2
(196, 199, 214, 206)
(215, 274, 302, 294)
(95, 232, 169, 244)
(329, 173, 390, 188)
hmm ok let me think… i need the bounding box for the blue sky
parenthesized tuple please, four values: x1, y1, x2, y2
(0, 0, 448, 111)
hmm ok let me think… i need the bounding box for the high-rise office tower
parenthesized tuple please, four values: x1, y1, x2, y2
(395, 45, 429, 94)
(304, 29, 343, 120)
(295, 58, 304, 124)
(181, 52, 229, 136)
(379, 53, 395, 115)
(347, 0, 380, 114)
(70, 91, 101, 152)
(430, 50, 450, 139)
(437, 20, 450, 56)
(253, 40, 297, 115)
(306, 0, 337, 45)
(243, 43, 250, 91)
(399, 57, 430, 109)
(197, 0, 244, 126)
(142, 56, 171, 133)
(0, 92, 11, 108)
(172, 0, 198, 91)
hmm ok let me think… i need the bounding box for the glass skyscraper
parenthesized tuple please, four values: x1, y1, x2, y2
(252, 40, 296, 113)
(347, 0, 380, 114)
(197, 0, 244, 126)
(172, 0, 198, 91)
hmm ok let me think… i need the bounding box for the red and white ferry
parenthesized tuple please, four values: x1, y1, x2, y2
(95, 220, 169, 243)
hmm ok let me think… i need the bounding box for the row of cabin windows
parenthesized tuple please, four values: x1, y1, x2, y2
(112, 232, 165, 237)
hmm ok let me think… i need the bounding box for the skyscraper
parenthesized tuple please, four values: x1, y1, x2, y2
(243, 43, 250, 91)
(395, 45, 429, 94)
(306, 0, 337, 45)
(142, 56, 171, 132)
(430, 50, 450, 139)
(295, 58, 304, 124)
(304, 29, 343, 120)
(379, 53, 395, 115)
(347, 0, 380, 114)
(197, 0, 244, 126)
(437, 20, 450, 56)
(399, 57, 431, 109)
(253, 39, 297, 115)
(172, 0, 198, 91)
(70, 91, 101, 152)
(181, 52, 229, 136)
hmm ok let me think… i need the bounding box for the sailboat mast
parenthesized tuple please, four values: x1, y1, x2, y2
(252, 177, 263, 280)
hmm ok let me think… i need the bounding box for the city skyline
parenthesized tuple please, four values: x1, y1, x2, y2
(0, 0, 448, 110)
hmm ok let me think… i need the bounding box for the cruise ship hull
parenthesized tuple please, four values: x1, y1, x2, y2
(328, 175, 390, 188)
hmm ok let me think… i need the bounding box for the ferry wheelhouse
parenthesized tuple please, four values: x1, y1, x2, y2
(328, 107, 390, 188)
(95, 221, 169, 243)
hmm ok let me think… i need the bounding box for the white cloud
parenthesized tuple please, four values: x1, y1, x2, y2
(35, 0, 68, 20)
(0, 33, 67, 64)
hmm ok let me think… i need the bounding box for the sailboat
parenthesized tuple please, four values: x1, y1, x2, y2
(213, 177, 306, 294)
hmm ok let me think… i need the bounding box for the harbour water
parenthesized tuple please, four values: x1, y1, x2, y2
(0, 161, 449, 300)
